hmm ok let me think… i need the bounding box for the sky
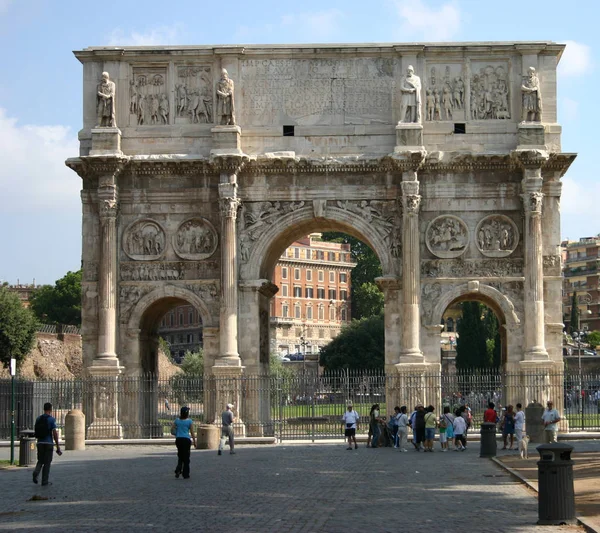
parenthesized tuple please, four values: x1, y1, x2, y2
(0, 0, 597, 285)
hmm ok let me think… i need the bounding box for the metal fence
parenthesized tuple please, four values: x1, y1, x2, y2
(37, 324, 81, 335)
(1, 369, 599, 441)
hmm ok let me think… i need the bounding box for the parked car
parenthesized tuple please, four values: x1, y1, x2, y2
(287, 352, 305, 361)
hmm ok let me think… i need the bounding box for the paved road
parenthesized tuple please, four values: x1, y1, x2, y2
(0, 442, 586, 533)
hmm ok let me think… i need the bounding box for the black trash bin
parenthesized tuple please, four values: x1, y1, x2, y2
(19, 430, 36, 467)
(536, 443, 576, 525)
(480, 422, 497, 457)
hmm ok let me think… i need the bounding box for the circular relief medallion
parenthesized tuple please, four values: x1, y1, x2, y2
(475, 215, 519, 258)
(173, 218, 218, 260)
(426, 215, 469, 258)
(123, 219, 166, 261)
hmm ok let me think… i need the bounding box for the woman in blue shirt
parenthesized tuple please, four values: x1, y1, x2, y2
(172, 406, 196, 479)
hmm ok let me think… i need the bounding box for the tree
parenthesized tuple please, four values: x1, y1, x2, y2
(353, 282, 384, 319)
(180, 349, 204, 377)
(569, 292, 580, 334)
(319, 315, 384, 371)
(321, 232, 383, 319)
(0, 287, 38, 368)
(30, 270, 82, 327)
(586, 330, 600, 348)
(455, 302, 488, 369)
(483, 307, 501, 368)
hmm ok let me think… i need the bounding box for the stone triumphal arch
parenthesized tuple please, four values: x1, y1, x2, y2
(67, 42, 574, 437)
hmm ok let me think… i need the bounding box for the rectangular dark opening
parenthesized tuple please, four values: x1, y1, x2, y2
(283, 125, 295, 136)
(454, 123, 466, 134)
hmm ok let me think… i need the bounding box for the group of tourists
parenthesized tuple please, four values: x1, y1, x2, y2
(341, 399, 561, 451)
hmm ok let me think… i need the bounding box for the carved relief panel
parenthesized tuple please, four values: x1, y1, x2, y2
(475, 215, 519, 257)
(130, 67, 169, 126)
(424, 64, 465, 122)
(173, 218, 218, 260)
(470, 62, 511, 120)
(123, 219, 166, 261)
(425, 215, 469, 258)
(175, 66, 213, 124)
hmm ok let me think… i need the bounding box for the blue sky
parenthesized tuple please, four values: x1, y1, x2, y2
(0, 0, 597, 285)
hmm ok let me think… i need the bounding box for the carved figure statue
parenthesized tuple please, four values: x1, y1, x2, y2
(453, 77, 464, 109)
(137, 95, 147, 125)
(150, 95, 160, 125)
(96, 72, 116, 127)
(216, 68, 236, 125)
(442, 86, 453, 120)
(129, 80, 137, 115)
(521, 66, 542, 122)
(426, 89, 434, 121)
(176, 83, 188, 116)
(399, 65, 422, 123)
(433, 89, 441, 121)
(159, 94, 169, 124)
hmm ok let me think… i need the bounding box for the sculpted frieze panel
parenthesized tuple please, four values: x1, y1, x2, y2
(120, 262, 186, 282)
(173, 218, 218, 261)
(426, 215, 469, 258)
(543, 255, 561, 276)
(239, 58, 395, 126)
(470, 63, 510, 120)
(175, 65, 213, 124)
(421, 282, 443, 323)
(422, 259, 524, 278)
(475, 215, 519, 258)
(425, 64, 465, 122)
(123, 219, 166, 261)
(130, 68, 169, 126)
(118, 284, 152, 318)
(487, 281, 524, 319)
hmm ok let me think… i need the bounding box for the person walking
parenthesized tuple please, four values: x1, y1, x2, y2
(396, 406, 409, 452)
(342, 403, 359, 450)
(32, 402, 62, 486)
(368, 404, 381, 448)
(514, 403, 525, 446)
(218, 403, 236, 455)
(501, 405, 516, 450)
(391, 407, 400, 447)
(424, 405, 437, 452)
(542, 400, 561, 443)
(172, 406, 196, 479)
(412, 404, 426, 451)
(438, 407, 449, 452)
(453, 408, 467, 451)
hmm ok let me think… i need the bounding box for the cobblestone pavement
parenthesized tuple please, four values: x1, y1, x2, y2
(0, 442, 587, 533)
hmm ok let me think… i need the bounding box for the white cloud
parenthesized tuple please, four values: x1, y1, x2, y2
(107, 24, 185, 46)
(280, 9, 344, 40)
(558, 41, 592, 77)
(0, 108, 80, 213)
(560, 97, 579, 122)
(393, 0, 461, 42)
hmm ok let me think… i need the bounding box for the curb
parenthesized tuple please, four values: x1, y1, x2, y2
(491, 456, 598, 533)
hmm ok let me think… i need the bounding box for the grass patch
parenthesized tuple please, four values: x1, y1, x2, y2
(0, 459, 19, 467)
(566, 414, 600, 430)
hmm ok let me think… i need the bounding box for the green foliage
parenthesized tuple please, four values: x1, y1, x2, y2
(180, 349, 204, 377)
(269, 353, 295, 379)
(0, 287, 38, 368)
(353, 282, 384, 319)
(569, 292, 580, 334)
(319, 314, 384, 371)
(29, 270, 82, 327)
(321, 232, 383, 319)
(158, 337, 174, 363)
(586, 330, 600, 347)
(456, 302, 489, 369)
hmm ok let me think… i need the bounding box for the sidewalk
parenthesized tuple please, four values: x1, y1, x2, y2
(0, 442, 588, 532)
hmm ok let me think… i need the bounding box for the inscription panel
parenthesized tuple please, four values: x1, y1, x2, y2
(240, 58, 395, 126)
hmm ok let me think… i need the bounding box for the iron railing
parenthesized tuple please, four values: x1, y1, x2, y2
(1, 369, 599, 441)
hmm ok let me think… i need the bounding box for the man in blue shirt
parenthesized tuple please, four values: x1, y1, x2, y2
(33, 403, 62, 486)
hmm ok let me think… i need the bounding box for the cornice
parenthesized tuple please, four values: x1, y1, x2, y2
(422, 152, 516, 172)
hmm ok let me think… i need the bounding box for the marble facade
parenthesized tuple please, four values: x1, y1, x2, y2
(67, 42, 574, 436)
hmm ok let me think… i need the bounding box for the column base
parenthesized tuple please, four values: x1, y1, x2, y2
(517, 122, 545, 149)
(86, 362, 124, 440)
(523, 348, 549, 361)
(213, 355, 242, 367)
(211, 125, 242, 155)
(86, 420, 123, 440)
(397, 351, 424, 365)
(90, 127, 122, 156)
(394, 123, 424, 151)
(211, 365, 246, 435)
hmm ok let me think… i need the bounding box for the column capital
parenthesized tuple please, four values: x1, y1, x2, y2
(521, 191, 544, 215)
(375, 276, 401, 291)
(219, 195, 241, 219)
(402, 194, 421, 215)
(239, 279, 279, 298)
(511, 148, 549, 170)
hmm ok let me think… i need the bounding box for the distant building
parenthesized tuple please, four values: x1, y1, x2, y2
(270, 234, 356, 358)
(4, 281, 36, 308)
(157, 306, 203, 362)
(562, 237, 600, 333)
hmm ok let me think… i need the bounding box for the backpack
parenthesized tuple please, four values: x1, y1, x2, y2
(34, 414, 50, 439)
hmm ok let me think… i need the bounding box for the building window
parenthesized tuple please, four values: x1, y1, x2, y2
(328, 251, 335, 261)
(169, 314, 174, 326)
(341, 307, 347, 321)
(306, 270, 312, 281)
(179, 314, 184, 326)
(187, 333, 194, 343)
(319, 329, 325, 339)
(329, 307, 335, 320)
(295, 305, 301, 319)
(339, 272, 347, 283)
(294, 268, 301, 280)
(282, 304, 289, 318)
(282, 267, 288, 279)
(328, 289, 337, 300)
(306, 306, 313, 319)
(317, 250, 324, 260)
(318, 270, 324, 282)
(305, 287, 314, 298)
(318, 306, 324, 320)
(446, 318, 454, 333)
(317, 288, 325, 299)
(294, 286, 302, 298)
(294, 247, 300, 258)
(282, 285, 288, 297)
(329, 271, 335, 283)
(340, 289, 348, 300)
(188, 311, 193, 324)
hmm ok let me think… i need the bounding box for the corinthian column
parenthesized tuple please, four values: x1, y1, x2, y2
(400, 177, 423, 361)
(96, 188, 119, 363)
(218, 182, 241, 365)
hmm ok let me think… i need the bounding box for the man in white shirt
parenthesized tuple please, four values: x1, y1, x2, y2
(396, 406, 409, 452)
(514, 403, 525, 444)
(541, 400, 561, 443)
(342, 404, 360, 450)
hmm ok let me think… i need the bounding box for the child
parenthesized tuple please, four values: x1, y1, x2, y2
(438, 407, 448, 452)
(442, 406, 454, 448)
(453, 410, 467, 451)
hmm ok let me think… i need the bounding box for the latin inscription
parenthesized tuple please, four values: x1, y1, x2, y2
(240, 58, 395, 126)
